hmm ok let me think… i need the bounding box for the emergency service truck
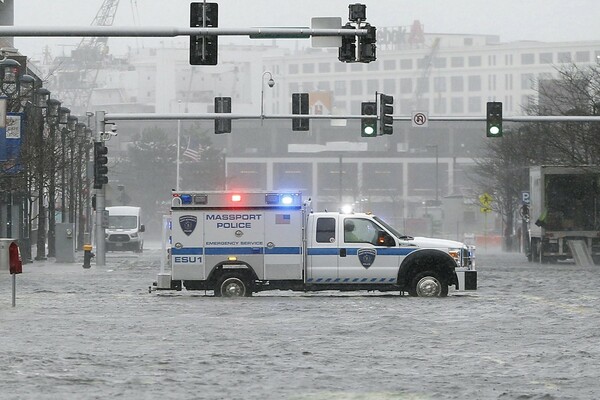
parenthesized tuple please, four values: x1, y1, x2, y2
(154, 191, 477, 297)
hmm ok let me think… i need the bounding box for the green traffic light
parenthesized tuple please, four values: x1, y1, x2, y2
(364, 126, 375, 135)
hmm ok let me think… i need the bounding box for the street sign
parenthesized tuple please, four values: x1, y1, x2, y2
(311, 17, 342, 47)
(479, 192, 493, 207)
(522, 191, 530, 204)
(412, 111, 428, 128)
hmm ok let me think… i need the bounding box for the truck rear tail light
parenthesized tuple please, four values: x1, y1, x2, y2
(231, 194, 242, 202)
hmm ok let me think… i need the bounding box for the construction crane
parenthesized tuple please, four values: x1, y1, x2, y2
(412, 35, 440, 111)
(47, 0, 121, 114)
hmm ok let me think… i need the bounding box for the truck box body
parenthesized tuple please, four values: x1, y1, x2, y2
(529, 166, 600, 262)
(160, 191, 477, 297)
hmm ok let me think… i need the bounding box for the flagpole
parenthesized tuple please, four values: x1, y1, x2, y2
(176, 101, 181, 191)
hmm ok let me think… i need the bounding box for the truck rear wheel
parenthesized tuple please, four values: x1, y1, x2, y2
(409, 271, 448, 297)
(216, 274, 252, 297)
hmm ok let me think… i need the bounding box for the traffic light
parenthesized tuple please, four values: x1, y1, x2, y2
(292, 93, 309, 131)
(486, 101, 503, 137)
(361, 102, 377, 137)
(338, 23, 356, 63)
(214, 96, 232, 134)
(358, 23, 376, 63)
(93, 141, 108, 189)
(190, 2, 218, 65)
(379, 93, 394, 135)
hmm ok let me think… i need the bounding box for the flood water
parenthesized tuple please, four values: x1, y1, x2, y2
(1, 249, 599, 399)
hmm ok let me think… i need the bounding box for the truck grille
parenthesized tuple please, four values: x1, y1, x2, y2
(108, 234, 130, 243)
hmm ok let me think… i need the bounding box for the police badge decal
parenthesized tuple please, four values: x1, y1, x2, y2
(357, 248, 377, 269)
(179, 215, 197, 236)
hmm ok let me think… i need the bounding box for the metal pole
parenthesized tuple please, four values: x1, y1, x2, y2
(95, 111, 106, 266)
(435, 145, 439, 205)
(12, 273, 16, 307)
(176, 118, 181, 190)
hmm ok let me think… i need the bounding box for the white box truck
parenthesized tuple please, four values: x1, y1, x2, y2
(155, 191, 477, 297)
(105, 206, 145, 252)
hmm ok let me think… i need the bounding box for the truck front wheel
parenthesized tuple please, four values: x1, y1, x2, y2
(409, 271, 448, 297)
(216, 274, 252, 297)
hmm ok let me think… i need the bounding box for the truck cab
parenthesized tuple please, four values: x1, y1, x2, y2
(105, 206, 145, 252)
(305, 212, 476, 296)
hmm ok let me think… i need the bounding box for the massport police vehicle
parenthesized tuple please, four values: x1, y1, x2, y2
(154, 191, 477, 297)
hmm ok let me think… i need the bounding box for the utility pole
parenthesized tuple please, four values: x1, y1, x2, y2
(95, 111, 106, 266)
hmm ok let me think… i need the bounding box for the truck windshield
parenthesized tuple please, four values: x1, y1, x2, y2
(108, 216, 137, 229)
(373, 216, 411, 239)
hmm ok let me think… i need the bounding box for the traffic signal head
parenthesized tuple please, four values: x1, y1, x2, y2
(93, 141, 108, 189)
(361, 102, 377, 137)
(190, 2, 218, 65)
(338, 23, 356, 63)
(486, 101, 503, 137)
(292, 93, 309, 131)
(379, 93, 394, 135)
(358, 23, 376, 63)
(214, 96, 232, 134)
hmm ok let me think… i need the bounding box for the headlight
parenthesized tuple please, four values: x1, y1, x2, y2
(448, 248, 461, 265)
(131, 232, 138, 238)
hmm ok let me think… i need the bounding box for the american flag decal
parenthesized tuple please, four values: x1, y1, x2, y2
(276, 214, 291, 224)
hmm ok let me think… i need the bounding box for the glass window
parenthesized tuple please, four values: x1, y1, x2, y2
(316, 218, 336, 243)
(351, 80, 362, 95)
(521, 53, 535, 65)
(344, 218, 379, 245)
(451, 57, 464, 68)
(433, 97, 446, 114)
(451, 76, 464, 92)
(575, 51, 590, 62)
(468, 96, 481, 113)
(521, 73, 534, 90)
(451, 97, 463, 113)
(433, 57, 446, 68)
(434, 77, 446, 92)
(416, 77, 429, 93)
(318, 63, 331, 73)
(383, 60, 396, 70)
(351, 63, 363, 72)
(558, 52, 571, 63)
(367, 79, 378, 93)
(302, 63, 315, 74)
(468, 75, 481, 91)
(383, 79, 396, 94)
(400, 59, 413, 70)
(468, 56, 481, 67)
(335, 63, 346, 72)
(334, 80, 346, 95)
(108, 216, 137, 229)
(317, 81, 330, 91)
(400, 78, 412, 93)
(539, 52, 553, 64)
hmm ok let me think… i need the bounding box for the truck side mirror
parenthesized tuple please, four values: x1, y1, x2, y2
(376, 231, 395, 247)
(140, 225, 146, 233)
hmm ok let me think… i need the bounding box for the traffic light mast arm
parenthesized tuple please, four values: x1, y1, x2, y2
(0, 26, 370, 38)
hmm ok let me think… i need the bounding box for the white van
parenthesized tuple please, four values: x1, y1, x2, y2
(105, 206, 145, 252)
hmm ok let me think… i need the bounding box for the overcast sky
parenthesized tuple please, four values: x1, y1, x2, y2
(13, 0, 600, 60)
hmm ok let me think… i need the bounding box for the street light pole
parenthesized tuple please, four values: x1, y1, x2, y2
(426, 145, 439, 205)
(260, 71, 275, 125)
(46, 98, 61, 258)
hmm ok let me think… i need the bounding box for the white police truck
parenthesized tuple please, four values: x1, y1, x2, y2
(155, 191, 477, 297)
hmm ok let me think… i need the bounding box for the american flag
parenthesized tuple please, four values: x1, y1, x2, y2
(275, 214, 291, 224)
(183, 136, 203, 161)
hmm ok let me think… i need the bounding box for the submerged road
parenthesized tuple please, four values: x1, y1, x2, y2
(1, 249, 598, 399)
